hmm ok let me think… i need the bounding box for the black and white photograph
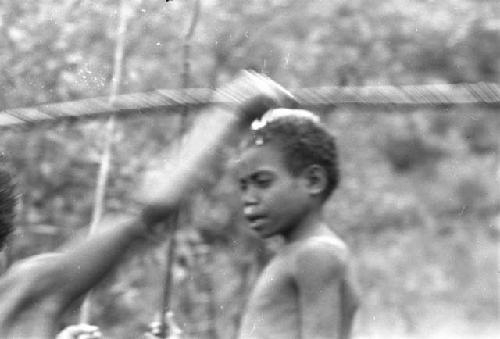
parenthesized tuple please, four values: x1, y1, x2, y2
(0, 1, 498, 338)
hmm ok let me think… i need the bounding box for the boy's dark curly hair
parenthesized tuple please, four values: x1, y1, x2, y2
(0, 169, 16, 250)
(246, 109, 340, 200)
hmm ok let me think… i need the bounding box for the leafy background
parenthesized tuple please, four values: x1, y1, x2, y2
(0, 0, 499, 338)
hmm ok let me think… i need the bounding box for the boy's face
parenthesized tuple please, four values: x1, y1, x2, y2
(236, 144, 310, 238)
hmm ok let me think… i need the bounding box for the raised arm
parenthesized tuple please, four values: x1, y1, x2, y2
(140, 71, 295, 225)
(0, 71, 295, 339)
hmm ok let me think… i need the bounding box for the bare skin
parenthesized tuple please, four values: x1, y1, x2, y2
(0, 107, 252, 339)
(240, 233, 358, 339)
(237, 144, 359, 339)
(0, 72, 293, 339)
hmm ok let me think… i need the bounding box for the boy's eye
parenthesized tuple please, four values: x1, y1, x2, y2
(239, 181, 248, 191)
(255, 176, 272, 188)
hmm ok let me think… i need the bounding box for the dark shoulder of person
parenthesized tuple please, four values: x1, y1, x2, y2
(292, 236, 349, 276)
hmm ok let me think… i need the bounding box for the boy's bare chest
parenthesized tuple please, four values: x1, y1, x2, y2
(250, 256, 294, 302)
(240, 255, 300, 339)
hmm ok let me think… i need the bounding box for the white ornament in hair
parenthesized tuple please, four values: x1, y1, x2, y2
(251, 109, 320, 131)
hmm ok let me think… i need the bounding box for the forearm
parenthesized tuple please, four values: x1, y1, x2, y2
(141, 71, 291, 225)
(141, 102, 270, 225)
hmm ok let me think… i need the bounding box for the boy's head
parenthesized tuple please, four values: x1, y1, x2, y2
(248, 109, 340, 198)
(236, 109, 340, 238)
(0, 169, 16, 250)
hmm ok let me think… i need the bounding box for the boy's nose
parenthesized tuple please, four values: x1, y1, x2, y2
(242, 188, 259, 206)
(243, 195, 258, 206)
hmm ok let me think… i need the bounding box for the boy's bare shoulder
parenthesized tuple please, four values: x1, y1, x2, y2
(289, 235, 350, 278)
(295, 234, 349, 259)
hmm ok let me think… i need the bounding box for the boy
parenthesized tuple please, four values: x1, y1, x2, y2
(237, 109, 359, 339)
(0, 71, 293, 339)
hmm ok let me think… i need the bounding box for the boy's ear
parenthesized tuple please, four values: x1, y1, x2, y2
(302, 164, 327, 197)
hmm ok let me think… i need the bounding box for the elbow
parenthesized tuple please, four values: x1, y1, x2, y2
(0, 274, 61, 332)
(18, 274, 66, 320)
(6, 254, 67, 313)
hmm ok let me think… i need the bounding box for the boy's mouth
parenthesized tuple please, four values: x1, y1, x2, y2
(245, 215, 268, 228)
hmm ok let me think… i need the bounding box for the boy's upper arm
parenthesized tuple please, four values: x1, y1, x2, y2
(293, 240, 348, 339)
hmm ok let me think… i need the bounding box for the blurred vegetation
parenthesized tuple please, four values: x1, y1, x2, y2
(0, 0, 499, 338)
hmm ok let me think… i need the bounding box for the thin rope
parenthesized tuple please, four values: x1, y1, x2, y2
(1, 82, 499, 128)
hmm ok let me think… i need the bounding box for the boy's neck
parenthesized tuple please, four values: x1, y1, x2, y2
(283, 206, 329, 244)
